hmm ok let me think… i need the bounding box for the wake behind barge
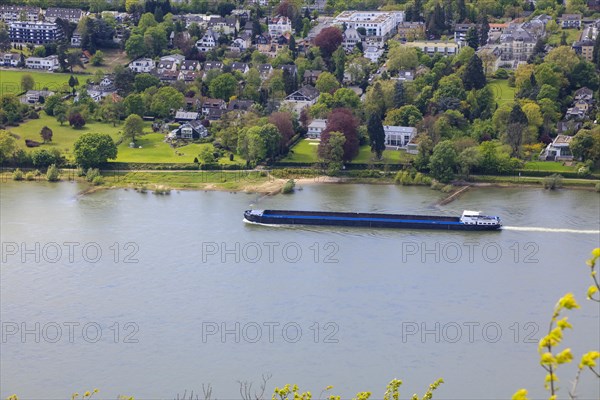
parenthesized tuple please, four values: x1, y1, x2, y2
(244, 209, 502, 231)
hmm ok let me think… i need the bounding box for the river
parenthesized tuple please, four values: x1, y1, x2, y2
(1, 181, 599, 399)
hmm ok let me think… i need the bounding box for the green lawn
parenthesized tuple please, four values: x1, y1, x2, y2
(0, 69, 74, 95)
(282, 138, 415, 164)
(487, 79, 515, 107)
(547, 29, 582, 46)
(116, 133, 244, 164)
(523, 161, 577, 172)
(9, 114, 124, 160)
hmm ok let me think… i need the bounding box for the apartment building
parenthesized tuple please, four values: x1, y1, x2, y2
(9, 21, 63, 44)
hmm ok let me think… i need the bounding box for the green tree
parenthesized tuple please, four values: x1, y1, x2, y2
(43, 94, 62, 116)
(384, 105, 423, 127)
(40, 126, 53, 143)
(21, 74, 34, 92)
(68, 75, 79, 95)
(209, 73, 238, 101)
(124, 94, 145, 117)
(504, 103, 528, 156)
(125, 34, 146, 59)
(0, 130, 17, 164)
(321, 131, 346, 173)
(315, 71, 340, 94)
(150, 86, 184, 118)
(123, 114, 144, 143)
(199, 145, 216, 164)
(570, 128, 600, 165)
(463, 54, 486, 90)
(73, 132, 117, 168)
(367, 113, 386, 160)
(134, 73, 160, 92)
(90, 50, 104, 66)
(429, 140, 457, 183)
(332, 46, 346, 83)
(393, 81, 406, 108)
(414, 135, 434, 171)
(465, 27, 479, 50)
(386, 45, 419, 73)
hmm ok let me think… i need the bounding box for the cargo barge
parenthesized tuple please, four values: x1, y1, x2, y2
(244, 209, 502, 231)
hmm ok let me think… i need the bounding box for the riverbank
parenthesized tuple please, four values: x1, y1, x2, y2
(1, 170, 599, 194)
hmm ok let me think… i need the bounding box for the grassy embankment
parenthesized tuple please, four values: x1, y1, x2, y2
(487, 79, 516, 107)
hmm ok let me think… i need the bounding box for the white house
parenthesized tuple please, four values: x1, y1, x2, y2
(268, 16, 292, 36)
(539, 135, 573, 161)
(383, 126, 417, 148)
(22, 90, 54, 104)
(25, 55, 59, 71)
(129, 57, 155, 73)
(332, 11, 404, 48)
(342, 28, 364, 52)
(1, 52, 20, 67)
(307, 119, 327, 139)
(364, 46, 384, 62)
(196, 29, 219, 52)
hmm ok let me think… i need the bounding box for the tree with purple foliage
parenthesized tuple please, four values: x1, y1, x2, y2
(318, 108, 359, 162)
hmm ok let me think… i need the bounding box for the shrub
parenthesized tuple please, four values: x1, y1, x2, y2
(543, 174, 563, 190)
(76, 166, 86, 176)
(12, 168, 23, 181)
(441, 184, 454, 193)
(596, 182, 600, 193)
(46, 164, 60, 181)
(86, 168, 100, 182)
(153, 186, 171, 195)
(495, 69, 508, 79)
(282, 179, 295, 194)
(25, 171, 35, 181)
(91, 176, 104, 186)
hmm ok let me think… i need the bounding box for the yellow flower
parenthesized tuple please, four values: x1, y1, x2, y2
(579, 351, 600, 368)
(511, 389, 528, 400)
(592, 248, 600, 258)
(556, 348, 573, 364)
(587, 285, 598, 299)
(84, 392, 91, 397)
(556, 317, 572, 330)
(558, 293, 579, 309)
(540, 352, 555, 365)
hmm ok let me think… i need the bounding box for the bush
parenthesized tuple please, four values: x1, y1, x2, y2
(12, 168, 24, 181)
(25, 171, 35, 181)
(86, 168, 101, 182)
(596, 183, 600, 193)
(282, 179, 295, 194)
(76, 166, 86, 176)
(46, 164, 60, 181)
(441, 184, 454, 193)
(494, 69, 508, 79)
(153, 186, 171, 195)
(543, 174, 563, 190)
(91, 176, 104, 186)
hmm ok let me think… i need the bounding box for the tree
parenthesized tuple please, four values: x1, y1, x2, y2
(90, 50, 104, 66)
(123, 114, 144, 143)
(321, 131, 346, 173)
(0, 22, 10, 51)
(386, 45, 419, 73)
(429, 140, 457, 183)
(209, 73, 238, 101)
(269, 112, 295, 149)
(504, 103, 527, 156)
(593, 32, 600, 69)
(150, 86, 184, 118)
(384, 105, 423, 127)
(0, 130, 17, 164)
(21, 74, 34, 92)
(570, 128, 600, 165)
(134, 73, 160, 92)
(393, 81, 406, 108)
(480, 15, 489, 46)
(199, 145, 215, 164)
(367, 113, 386, 160)
(68, 112, 86, 129)
(66, 50, 84, 72)
(465, 27, 479, 50)
(463, 54, 486, 90)
(124, 94, 145, 117)
(332, 46, 345, 82)
(31, 148, 60, 168)
(314, 26, 343, 59)
(73, 132, 118, 168)
(125, 34, 146, 59)
(414, 135, 434, 171)
(40, 126, 53, 143)
(315, 71, 340, 94)
(319, 108, 359, 161)
(68, 75, 79, 95)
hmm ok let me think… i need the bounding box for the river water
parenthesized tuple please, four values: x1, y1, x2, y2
(1, 181, 599, 399)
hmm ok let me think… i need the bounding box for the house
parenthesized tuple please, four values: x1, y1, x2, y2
(566, 104, 588, 119)
(285, 85, 320, 113)
(9, 21, 63, 44)
(207, 107, 226, 120)
(169, 120, 208, 140)
(227, 99, 254, 112)
(203, 61, 223, 71)
(572, 39, 595, 61)
(404, 40, 460, 56)
(174, 110, 200, 121)
(243, 21, 253, 35)
(273, 34, 290, 53)
(342, 28, 364, 52)
(201, 98, 227, 116)
(364, 46, 384, 62)
(71, 29, 82, 47)
(169, 30, 190, 46)
(396, 21, 425, 40)
(22, 90, 54, 104)
(208, 16, 239, 35)
(196, 29, 219, 52)
(230, 62, 249, 74)
(332, 11, 404, 48)
(281, 64, 298, 79)
(157, 60, 177, 74)
(394, 70, 415, 81)
(1, 53, 20, 67)
(159, 54, 185, 66)
(307, 119, 327, 139)
(44, 7, 83, 23)
(0, 6, 41, 23)
(384, 126, 417, 148)
(231, 34, 252, 52)
(268, 16, 292, 36)
(489, 23, 508, 33)
(557, 120, 583, 134)
(86, 75, 116, 102)
(258, 63, 273, 79)
(454, 23, 478, 45)
(539, 135, 573, 161)
(158, 70, 179, 83)
(256, 34, 272, 53)
(178, 70, 202, 82)
(498, 23, 539, 62)
(25, 55, 59, 71)
(180, 59, 201, 71)
(560, 14, 582, 29)
(129, 57, 154, 73)
(304, 70, 322, 85)
(574, 87, 593, 102)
